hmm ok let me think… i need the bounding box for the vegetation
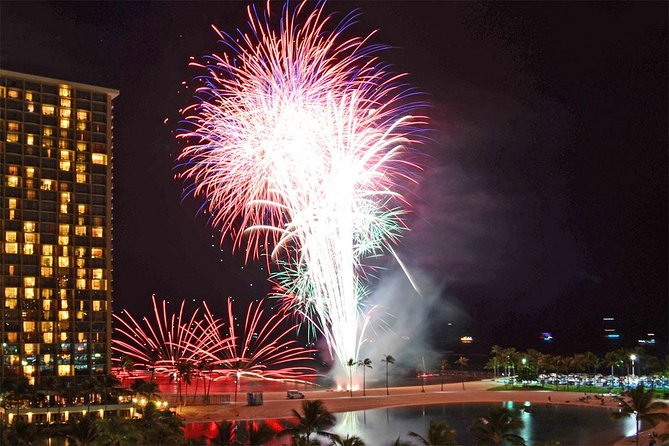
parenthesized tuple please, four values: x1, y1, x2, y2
(611, 383, 668, 446)
(382, 355, 396, 395)
(408, 420, 458, 445)
(279, 399, 337, 444)
(468, 405, 526, 445)
(455, 356, 469, 390)
(358, 358, 372, 396)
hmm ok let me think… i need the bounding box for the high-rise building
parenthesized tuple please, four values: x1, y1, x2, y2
(0, 70, 118, 385)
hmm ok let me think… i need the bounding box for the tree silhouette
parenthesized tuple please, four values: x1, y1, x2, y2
(455, 356, 469, 390)
(408, 420, 457, 446)
(611, 384, 668, 446)
(358, 358, 372, 396)
(381, 355, 395, 395)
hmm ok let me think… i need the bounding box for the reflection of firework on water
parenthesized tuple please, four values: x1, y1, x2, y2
(112, 297, 317, 383)
(177, 2, 425, 379)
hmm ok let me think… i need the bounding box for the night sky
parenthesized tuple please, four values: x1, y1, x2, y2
(2, 2, 667, 356)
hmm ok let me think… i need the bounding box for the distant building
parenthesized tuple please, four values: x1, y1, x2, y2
(602, 316, 621, 341)
(0, 70, 118, 384)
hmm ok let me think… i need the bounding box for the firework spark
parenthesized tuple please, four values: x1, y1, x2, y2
(177, 2, 425, 379)
(112, 297, 316, 383)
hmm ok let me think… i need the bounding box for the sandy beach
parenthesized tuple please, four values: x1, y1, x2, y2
(177, 379, 642, 421)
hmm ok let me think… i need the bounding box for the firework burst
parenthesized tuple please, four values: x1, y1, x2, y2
(177, 1, 425, 379)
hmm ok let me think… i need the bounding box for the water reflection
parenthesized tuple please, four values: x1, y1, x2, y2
(328, 403, 628, 446)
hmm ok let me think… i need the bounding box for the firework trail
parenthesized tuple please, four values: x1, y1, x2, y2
(177, 2, 425, 380)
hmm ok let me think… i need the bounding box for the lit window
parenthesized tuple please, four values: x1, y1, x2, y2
(92, 301, 104, 311)
(23, 322, 36, 333)
(59, 204, 68, 214)
(58, 365, 73, 377)
(23, 244, 34, 255)
(76, 279, 87, 290)
(43, 333, 54, 343)
(60, 192, 71, 203)
(42, 289, 53, 299)
(25, 288, 35, 299)
(58, 257, 70, 268)
(58, 310, 69, 320)
(24, 221, 36, 232)
(5, 299, 17, 309)
(26, 103, 35, 113)
(92, 268, 103, 280)
(62, 246, 70, 256)
(59, 161, 71, 171)
(26, 190, 36, 199)
(91, 248, 103, 258)
(5, 231, 17, 242)
(92, 227, 104, 237)
(75, 163, 87, 173)
(75, 226, 87, 236)
(76, 110, 89, 120)
(26, 134, 35, 145)
(76, 173, 88, 183)
(60, 97, 72, 107)
(24, 168, 34, 179)
(24, 277, 36, 287)
(76, 122, 87, 131)
(8, 89, 20, 99)
(42, 245, 54, 256)
(58, 236, 69, 246)
(7, 199, 17, 210)
(0, 86, 5, 97)
(60, 108, 72, 118)
(43, 138, 54, 148)
(6, 133, 19, 143)
(58, 139, 72, 150)
(41, 267, 53, 277)
(42, 105, 56, 116)
(78, 204, 87, 214)
(76, 258, 85, 268)
(6, 176, 19, 187)
(41, 256, 53, 267)
(4, 288, 17, 299)
(76, 268, 87, 278)
(59, 86, 71, 97)
(91, 280, 103, 291)
(25, 92, 33, 101)
(59, 225, 69, 235)
(43, 301, 53, 310)
(44, 127, 54, 136)
(92, 153, 108, 165)
(60, 150, 73, 160)
(77, 142, 88, 151)
(41, 179, 54, 190)
(4, 243, 18, 254)
(8, 122, 19, 131)
(76, 247, 86, 257)
(60, 118, 70, 129)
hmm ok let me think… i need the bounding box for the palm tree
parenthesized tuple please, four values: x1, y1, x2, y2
(4, 375, 34, 419)
(247, 422, 277, 445)
(136, 401, 185, 445)
(358, 358, 372, 396)
(120, 356, 135, 385)
(6, 418, 43, 445)
(146, 349, 160, 383)
(331, 434, 366, 445)
(96, 416, 143, 446)
(99, 374, 121, 413)
(468, 406, 525, 445)
(408, 420, 457, 446)
(455, 356, 469, 390)
(611, 383, 668, 446)
(381, 355, 395, 395)
(439, 359, 450, 391)
(171, 360, 193, 406)
(66, 413, 99, 446)
(209, 420, 238, 446)
(279, 400, 337, 443)
(605, 349, 626, 377)
(346, 358, 357, 397)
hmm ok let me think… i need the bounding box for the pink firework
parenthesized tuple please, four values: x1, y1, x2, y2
(177, 1, 425, 380)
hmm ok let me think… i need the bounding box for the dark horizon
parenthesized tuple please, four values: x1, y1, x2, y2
(2, 1, 666, 358)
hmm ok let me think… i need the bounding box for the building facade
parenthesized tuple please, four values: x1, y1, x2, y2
(0, 70, 118, 385)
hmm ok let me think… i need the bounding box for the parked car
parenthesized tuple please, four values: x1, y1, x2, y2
(287, 390, 305, 399)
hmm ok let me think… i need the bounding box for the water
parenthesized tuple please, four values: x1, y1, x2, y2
(329, 402, 634, 445)
(186, 402, 635, 445)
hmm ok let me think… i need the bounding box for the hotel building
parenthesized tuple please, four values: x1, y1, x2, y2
(0, 70, 118, 385)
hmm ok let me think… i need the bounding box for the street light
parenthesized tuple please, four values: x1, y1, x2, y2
(630, 354, 637, 377)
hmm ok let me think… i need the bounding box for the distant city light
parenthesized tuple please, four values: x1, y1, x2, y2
(541, 332, 553, 342)
(606, 333, 620, 339)
(460, 336, 473, 344)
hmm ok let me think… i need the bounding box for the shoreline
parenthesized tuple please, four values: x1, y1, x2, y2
(177, 379, 634, 422)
